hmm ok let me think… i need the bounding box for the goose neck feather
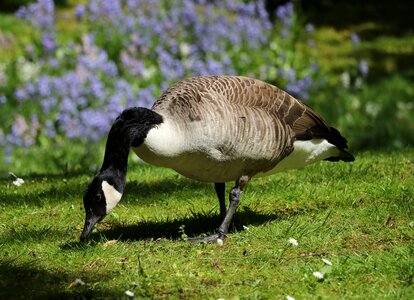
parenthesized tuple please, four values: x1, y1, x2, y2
(101, 107, 163, 173)
(133, 117, 186, 167)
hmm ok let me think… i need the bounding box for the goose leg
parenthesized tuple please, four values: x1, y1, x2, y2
(190, 176, 250, 244)
(215, 182, 226, 221)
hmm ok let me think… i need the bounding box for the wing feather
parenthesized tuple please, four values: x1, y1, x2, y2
(152, 75, 352, 162)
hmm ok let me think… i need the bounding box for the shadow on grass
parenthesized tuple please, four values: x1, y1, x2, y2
(0, 259, 119, 299)
(122, 179, 210, 205)
(84, 205, 317, 242)
(0, 225, 60, 243)
(0, 176, 211, 207)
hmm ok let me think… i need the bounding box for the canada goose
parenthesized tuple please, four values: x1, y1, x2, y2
(81, 75, 354, 243)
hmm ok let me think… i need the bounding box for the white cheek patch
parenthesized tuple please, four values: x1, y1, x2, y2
(102, 181, 123, 214)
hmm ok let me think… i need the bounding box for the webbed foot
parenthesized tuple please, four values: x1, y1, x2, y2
(188, 233, 225, 244)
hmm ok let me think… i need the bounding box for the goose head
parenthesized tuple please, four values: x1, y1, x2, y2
(80, 107, 163, 241)
(81, 173, 124, 241)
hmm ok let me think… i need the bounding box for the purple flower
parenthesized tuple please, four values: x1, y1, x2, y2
(359, 59, 369, 76)
(4, 146, 12, 164)
(10, 115, 29, 146)
(0, 95, 6, 104)
(16, 0, 55, 30)
(276, 2, 293, 27)
(61, 97, 76, 113)
(74, 5, 85, 21)
(280, 28, 289, 39)
(41, 97, 57, 114)
(206, 58, 225, 75)
(80, 109, 111, 140)
(286, 76, 312, 99)
(15, 6, 28, 19)
(37, 75, 51, 97)
(351, 33, 360, 44)
(15, 88, 28, 101)
(137, 86, 155, 108)
(44, 120, 56, 138)
(306, 23, 314, 33)
(41, 32, 56, 53)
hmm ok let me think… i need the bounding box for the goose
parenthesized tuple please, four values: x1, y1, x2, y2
(80, 75, 354, 243)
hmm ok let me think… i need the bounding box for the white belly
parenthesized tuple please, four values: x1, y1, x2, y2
(134, 145, 252, 182)
(134, 133, 339, 182)
(258, 139, 340, 177)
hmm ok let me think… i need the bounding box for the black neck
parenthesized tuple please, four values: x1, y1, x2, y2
(100, 107, 163, 178)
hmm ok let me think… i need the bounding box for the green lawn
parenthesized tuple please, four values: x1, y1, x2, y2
(1, 150, 413, 299)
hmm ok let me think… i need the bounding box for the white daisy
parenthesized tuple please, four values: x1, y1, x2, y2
(288, 237, 298, 247)
(12, 178, 24, 187)
(312, 271, 324, 280)
(322, 258, 333, 266)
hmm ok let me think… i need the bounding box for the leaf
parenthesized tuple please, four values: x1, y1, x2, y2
(102, 240, 117, 248)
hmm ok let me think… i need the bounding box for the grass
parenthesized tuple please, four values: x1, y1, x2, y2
(1, 150, 413, 299)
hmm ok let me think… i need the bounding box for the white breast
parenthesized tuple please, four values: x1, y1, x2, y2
(132, 118, 248, 182)
(133, 119, 187, 167)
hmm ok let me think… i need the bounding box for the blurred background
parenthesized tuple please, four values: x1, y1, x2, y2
(0, 0, 413, 175)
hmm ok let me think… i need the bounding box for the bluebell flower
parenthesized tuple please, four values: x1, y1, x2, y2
(80, 109, 111, 140)
(4, 146, 13, 164)
(74, 5, 85, 21)
(306, 23, 314, 33)
(10, 115, 29, 146)
(41, 32, 56, 53)
(44, 119, 56, 138)
(16, 0, 55, 30)
(280, 28, 289, 39)
(15, 88, 28, 101)
(257, 0, 272, 29)
(41, 97, 57, 114)
(351, 33, 360, 44)
(108, 93, 124, 112)
(276, 2, 293, 27)
(138, 86, 156, 109)
(37, 75, 51, 97)
(359, 59, 369, 76)
(206, 58, 224, 75)
(88, 76, 105, 98)
(61, 97, 76, 113)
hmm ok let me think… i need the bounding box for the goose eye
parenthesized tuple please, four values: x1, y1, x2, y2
(96, 193, 102, 202)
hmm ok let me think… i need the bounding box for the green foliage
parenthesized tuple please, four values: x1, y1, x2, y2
(310, 75, 414, 150)
(0, 0, 37, 12)
(0, 0, 320, 173)
(1, 151, 413, 298)
(0, 0, 69, 12)
(0, 1, 413, 172)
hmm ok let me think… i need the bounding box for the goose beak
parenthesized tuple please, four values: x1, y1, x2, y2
(80, 213, 102, 241)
